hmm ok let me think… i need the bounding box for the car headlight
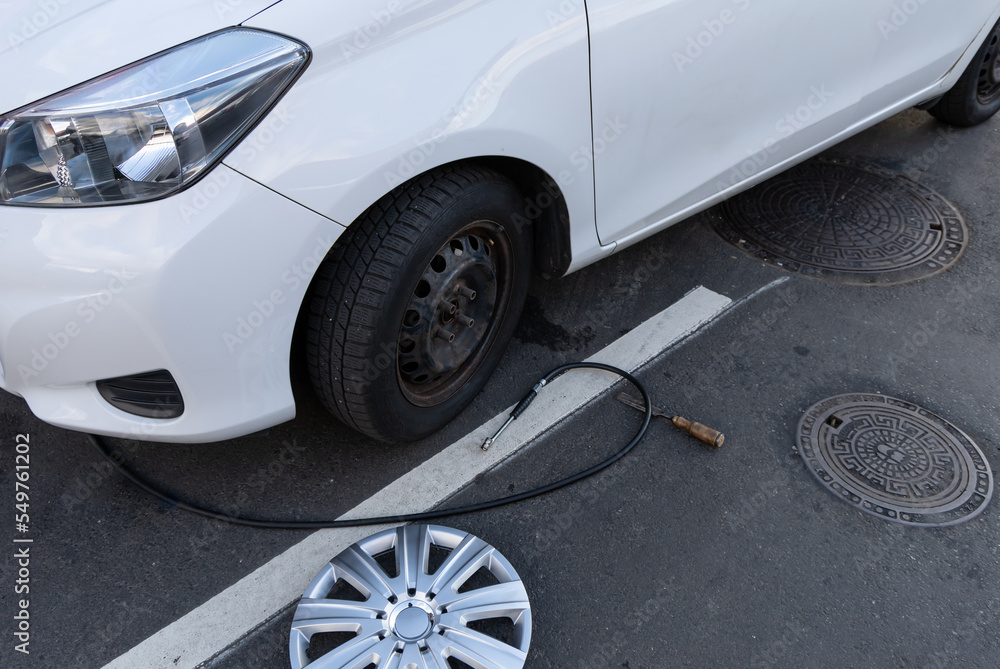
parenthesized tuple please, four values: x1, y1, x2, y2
(0, 28, 309, 207)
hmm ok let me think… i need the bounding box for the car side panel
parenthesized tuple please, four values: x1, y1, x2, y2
(586, 0, 890, 245)
(860, 0, 1000, 115)
(226, 0, 604, 271)
(604, 7, 1000, 257)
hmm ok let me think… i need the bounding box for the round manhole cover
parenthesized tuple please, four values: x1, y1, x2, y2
(710, 159, 968, 284)
(290, 525, 531, 669)
(797, 394, 993, 526)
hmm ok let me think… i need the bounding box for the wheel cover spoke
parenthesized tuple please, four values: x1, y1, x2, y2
(394, 525, 433, 595)
(426, 536, 493, 597)
(430, 627, 528, 669)
(332, 546, 396, 603)
(436, 581, 530, 618)
(294, 599, 384, 623)
(299, 629, 388, 669)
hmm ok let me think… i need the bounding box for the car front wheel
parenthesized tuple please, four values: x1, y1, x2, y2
(306, 165, 532, 442)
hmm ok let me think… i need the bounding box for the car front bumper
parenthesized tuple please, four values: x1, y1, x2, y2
(0, 166, 344, 442)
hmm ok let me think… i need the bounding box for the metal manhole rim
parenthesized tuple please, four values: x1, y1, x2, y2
(711, 157, 969, 285)
(796, 392, 994, 527)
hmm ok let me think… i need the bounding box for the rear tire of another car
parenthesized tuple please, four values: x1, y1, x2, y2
(929, 18, 1000, 126)
(306, 165, 532, 442)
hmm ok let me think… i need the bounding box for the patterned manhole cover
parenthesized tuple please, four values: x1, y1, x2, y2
(797, 394, 993, 526)
(710, 158, 968, 284)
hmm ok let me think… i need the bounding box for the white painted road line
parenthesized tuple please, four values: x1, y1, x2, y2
(103, 285, 732, 669)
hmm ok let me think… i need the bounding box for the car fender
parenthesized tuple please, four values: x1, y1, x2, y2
(225, 0, 605, 274)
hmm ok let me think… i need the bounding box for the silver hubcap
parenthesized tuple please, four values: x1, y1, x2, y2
(290, 525, 532, 669)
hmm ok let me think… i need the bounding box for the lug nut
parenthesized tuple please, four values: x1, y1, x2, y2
(457, 285, 477, 300)
(456, 313, 474, 328)
(435, 328, 456, 343)
(440, 300, 457, 315)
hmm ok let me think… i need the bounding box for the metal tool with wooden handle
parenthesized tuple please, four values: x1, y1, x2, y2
(615, 392, 725, 448)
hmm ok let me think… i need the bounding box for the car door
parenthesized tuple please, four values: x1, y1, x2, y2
(860, 0, 1000, 115)
(586, 0, 888, 245)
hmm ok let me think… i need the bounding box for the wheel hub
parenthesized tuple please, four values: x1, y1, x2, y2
(389, 600, 435, 642)
(977, 32, 1000, 103)
(397, 222, 508, 405)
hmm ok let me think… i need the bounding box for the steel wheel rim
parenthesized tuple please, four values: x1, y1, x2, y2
(290, 525, 532, 669)
(977, 28, 1000, 105)
(396, 220, 514, 408)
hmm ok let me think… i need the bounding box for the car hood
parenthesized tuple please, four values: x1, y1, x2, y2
(0, 0, 283, 114)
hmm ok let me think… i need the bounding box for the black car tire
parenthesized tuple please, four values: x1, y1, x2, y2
(929, 18, 1000, 126)
(306, 164, 532, 442)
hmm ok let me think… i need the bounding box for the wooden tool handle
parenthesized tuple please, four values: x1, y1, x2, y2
(672, 416, 725, 448)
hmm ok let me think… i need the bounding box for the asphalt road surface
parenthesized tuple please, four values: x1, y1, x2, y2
(2, 107, 999, 669)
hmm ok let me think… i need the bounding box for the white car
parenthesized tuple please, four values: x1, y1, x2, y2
(2, 0, 999, 443)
